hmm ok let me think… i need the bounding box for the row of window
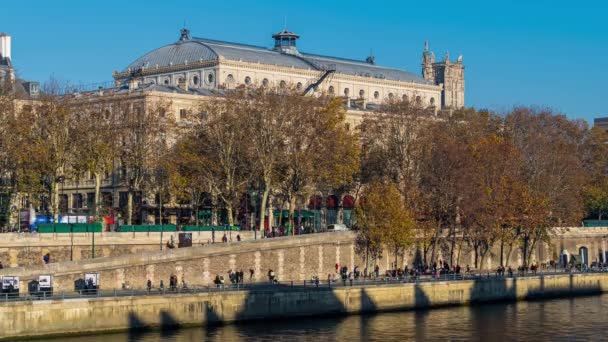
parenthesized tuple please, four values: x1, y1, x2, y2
(328, 86, 435, 105)
(149, 72, 436, 106)
(225, 73, 305, 91)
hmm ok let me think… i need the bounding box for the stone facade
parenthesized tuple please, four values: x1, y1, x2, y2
(2, 228, 608, 292)
(0, 272, 606, 340)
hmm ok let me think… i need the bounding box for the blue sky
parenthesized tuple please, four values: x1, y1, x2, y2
(2, 0, 606, 122)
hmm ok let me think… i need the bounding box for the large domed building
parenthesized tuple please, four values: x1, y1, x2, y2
(114, 28, 464, 118)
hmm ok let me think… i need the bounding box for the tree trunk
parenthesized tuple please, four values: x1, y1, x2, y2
(288, 194, 296, 236)
(52, 180, 59, 223)
(127, 190, 133, 226)
(226, 205, 234, 227)
(474, 245, 479, 269)
(94, 172, 101, 221)
(500, 240, 504, 267)
(429, 222, 442, 265)
(258, 179, 270, 235)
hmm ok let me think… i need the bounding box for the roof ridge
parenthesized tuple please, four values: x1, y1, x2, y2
(192, 37, 271, 51)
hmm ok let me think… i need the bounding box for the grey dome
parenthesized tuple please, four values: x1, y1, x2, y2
(123, 40, 218, 71)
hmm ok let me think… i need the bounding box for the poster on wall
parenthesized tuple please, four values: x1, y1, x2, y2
(84, 273, 99, 287)
(1, 276, 20, 290)
(38, 275, 52, 289)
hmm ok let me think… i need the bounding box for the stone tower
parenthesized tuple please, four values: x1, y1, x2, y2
(421, 42, 465, 109)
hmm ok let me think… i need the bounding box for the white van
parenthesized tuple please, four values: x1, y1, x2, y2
(327, 224, 349, 231)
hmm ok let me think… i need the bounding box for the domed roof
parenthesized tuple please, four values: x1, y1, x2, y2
(123, 40, 218, 72)
(120, 31, 433, 85)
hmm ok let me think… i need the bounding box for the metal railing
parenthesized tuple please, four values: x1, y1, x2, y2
(2, 268, 607, 303)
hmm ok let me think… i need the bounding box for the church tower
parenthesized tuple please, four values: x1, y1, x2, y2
(421, 42, 465, 109)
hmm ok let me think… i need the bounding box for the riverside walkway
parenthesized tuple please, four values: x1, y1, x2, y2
(2, 268, 605, 303)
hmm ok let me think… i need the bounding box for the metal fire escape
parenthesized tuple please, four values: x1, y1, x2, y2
(302, 62, 336, 96)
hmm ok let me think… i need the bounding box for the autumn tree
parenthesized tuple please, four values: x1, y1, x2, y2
(186, 92, 252, 226)
(505, 108, 587, 265)
(280, 95, 360, 233)
(71, 99, 117, 220)
(117, 98, 171, 225)
(355, 181, 416, 270)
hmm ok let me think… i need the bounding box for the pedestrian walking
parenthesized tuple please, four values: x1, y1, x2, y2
(147, 279, 152, 292)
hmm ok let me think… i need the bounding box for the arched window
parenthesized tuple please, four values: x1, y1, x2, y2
(402, 94, 409, 102)
(163, 78, 170, 85)
(207, 73, 214, 85)
(296, 82, 303, 91)
(262, 78, 269, 87)
(328, 86, 335, 94)
(359, 89, 365, 98)
(279, 80, 287, 88)
(374, 91, 380, 99)
(388, 93, 394, 100)
(244, 76, 252, 85)
(192, 75, 199, 86)
(430, 97, 436, 106)
(415, 96, 422, 105)
(344, 88, 350, 96)
(226, 74, 234, 84)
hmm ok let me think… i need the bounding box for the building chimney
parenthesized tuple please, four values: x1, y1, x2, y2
(0, 33, 11, 60)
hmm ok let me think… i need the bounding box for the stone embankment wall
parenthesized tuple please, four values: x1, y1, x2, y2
(1, 226, 608, 289)
(0, 272, 606, 340)
(0, 230, 253, 267)
(0, 232, 363, 291)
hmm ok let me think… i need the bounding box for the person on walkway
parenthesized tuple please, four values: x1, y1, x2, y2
(147, 279, 152, 292)
(237, 234, 241, 242)
(374, 265, 380, 278)
(182, 278, 188, 289)
(159, 280, 164, 291)
(222, 234, 228, 243)
(349, 272, 354, 286)
(0, 261, 3, 269)
(249, 269, 254, 281)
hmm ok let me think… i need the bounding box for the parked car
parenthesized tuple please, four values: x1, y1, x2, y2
(327, 224, 349, 231)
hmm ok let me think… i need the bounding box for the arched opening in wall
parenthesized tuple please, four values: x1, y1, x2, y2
(327, 195, 339, 225)
(415, 95, 422, 105)
(296, 82, 303, 91)
(192, 75, 199, 86)
(262, 78, 269, 87)
(342, 195, 355, 227)
(359, 89, 365, 98)
(226, 74, 235, 85)
(164, 78, 170, 85)
(308, 195, 323, 232)
(279, 80, 287, 89)
(207, 73, 214, 85)
(374, 91, 380, 100)
(402, 94, 409, 102)
(388, 93, 394, 100)
(430, 97, 436, 106)
(579, 246, 589, 267)
(328, 86, 335, 95)
(344, 88, 350, 97)
(197, 192, 214, 226)
(244, 76, 252, 85)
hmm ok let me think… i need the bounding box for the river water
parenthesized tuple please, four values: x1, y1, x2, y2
(35, 294, 608, 341)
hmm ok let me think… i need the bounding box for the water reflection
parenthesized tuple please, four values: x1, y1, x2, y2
(36, 294, 608, 342)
